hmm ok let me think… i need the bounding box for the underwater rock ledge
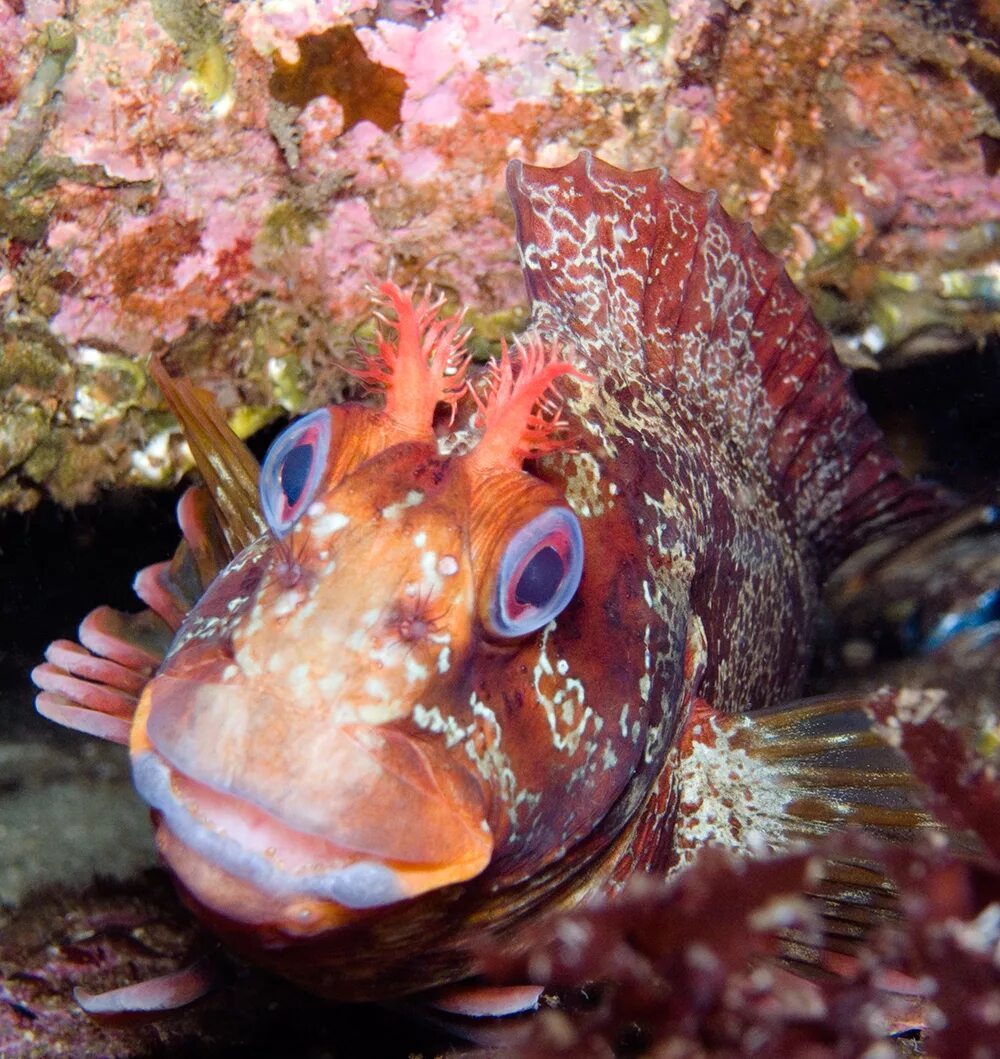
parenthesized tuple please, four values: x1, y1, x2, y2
(0, 0, 998, 510)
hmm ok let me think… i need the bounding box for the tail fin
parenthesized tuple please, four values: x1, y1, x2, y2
(506, 152, 950, 568)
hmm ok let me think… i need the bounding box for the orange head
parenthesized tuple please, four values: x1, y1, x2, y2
(129, 283, 597, 945)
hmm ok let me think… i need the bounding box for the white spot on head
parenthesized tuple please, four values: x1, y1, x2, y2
(311, 511, 349, 537)
(273, 589, 302, 618)
(318, 670, 345, 697)
(438, 555, 459, 576)
(420, 550, 438, 579)
(289, 662, 311, 696)
(413, 531, 428, 548)
(381, 490, 425, 519)
(363, 676, 389, 702)
(307, 501, 326, 518)
(404, 656, 429, 685)
(437, 645, 451, 674)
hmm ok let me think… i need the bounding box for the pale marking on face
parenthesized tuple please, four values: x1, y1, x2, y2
(437, 645, 451, 674)
(413, 530, 428, 548)
(273, 588, 303, 618)
(413, 703, 473, 750)
(532, 622, 593, 755)
(363, 675, 390, 702)
(317, 670, 346, 697)
(307, 501, 325, 518)
(437, 555, 459, 576)
(467, 692, 540, 839)
(288, 662, 310, 698)
(602, 742, 618, 771)
(565, 725, 602, 793)
(222, 664, 239, 681)
(404, 655, 429, 685)
(311, 511, 350, 537)
(284, 598, 320, 640)
(167, 539, 269, 657)
(619, 702, 630, 737)
(381, 490, 425, 520)
(419, 550, 438, 580)
(364, 640, 402, 673)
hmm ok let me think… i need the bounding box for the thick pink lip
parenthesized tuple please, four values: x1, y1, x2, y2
(132, 749, 405, 910)
(132, 747, 494, 919)
(140, 671, 491, 866)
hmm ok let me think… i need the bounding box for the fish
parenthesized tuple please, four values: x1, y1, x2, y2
(32, 152, 953, 1017)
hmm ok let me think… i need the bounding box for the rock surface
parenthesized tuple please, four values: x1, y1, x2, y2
(0, 0, 998, 509)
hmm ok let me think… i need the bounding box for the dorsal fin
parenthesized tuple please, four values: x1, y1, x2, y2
(149, 354, 265, 555)
(506, 152, 949, 567)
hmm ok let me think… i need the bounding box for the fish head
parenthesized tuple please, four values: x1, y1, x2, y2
(129, 285, 614, 946)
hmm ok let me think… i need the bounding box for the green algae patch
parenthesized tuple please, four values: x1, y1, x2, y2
(150, 0, 234, 109)
(261, 199, 324, 250)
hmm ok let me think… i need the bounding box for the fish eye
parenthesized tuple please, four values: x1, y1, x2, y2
(488, 507, 584, 637)
(259, 408, 332, 537)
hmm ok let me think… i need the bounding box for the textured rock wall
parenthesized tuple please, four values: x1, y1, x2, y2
(0, 0, 998, 509)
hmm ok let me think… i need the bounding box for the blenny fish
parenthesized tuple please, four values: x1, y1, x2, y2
(33, 153, 950, 1016)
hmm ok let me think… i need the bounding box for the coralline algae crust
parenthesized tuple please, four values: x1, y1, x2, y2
(0, 0, 997, 509)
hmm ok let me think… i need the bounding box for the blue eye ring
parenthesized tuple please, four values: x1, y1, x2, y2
(259, 408, 332, 538)
(488, 507, 584, 637)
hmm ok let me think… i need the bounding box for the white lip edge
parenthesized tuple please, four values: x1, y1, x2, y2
(131, 750, 408, 910)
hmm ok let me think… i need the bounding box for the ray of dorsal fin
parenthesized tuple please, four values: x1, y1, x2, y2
(506, 152, 950, 568)
(149, 353, 265, 556)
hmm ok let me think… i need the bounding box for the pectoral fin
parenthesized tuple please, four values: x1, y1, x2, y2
(33, 358, 262, 745)
(672, 691, 956, 868)
(673, 688, 971, 1032)
(74, 955, 218, 1020)
(423, 982, 544, 1018)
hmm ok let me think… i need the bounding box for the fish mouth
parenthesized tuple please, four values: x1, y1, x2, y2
(133, 750, 492, 925)
(129, 675, 494, 930)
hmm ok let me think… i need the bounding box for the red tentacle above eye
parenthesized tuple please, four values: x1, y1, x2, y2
(468, 336, 592, 472)
(351, 281, 471, 438)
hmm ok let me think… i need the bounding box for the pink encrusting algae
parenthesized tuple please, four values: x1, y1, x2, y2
(1, 0, 997, 510)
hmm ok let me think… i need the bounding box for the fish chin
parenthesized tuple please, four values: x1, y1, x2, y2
(132, 749, 492, 931)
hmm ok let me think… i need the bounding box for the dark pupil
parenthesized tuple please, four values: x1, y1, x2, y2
(514, 546, 564, 608)
(279, 443, 313, 507)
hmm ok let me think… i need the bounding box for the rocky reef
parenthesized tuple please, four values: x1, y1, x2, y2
(0, 0, 998, 509)
(1, 2, 999, 1057)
